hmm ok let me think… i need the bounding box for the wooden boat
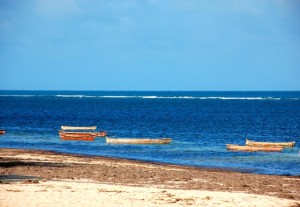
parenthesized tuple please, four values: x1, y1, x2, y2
(59, 132, 95, 141)
(246, 139, 295, 148)
(226, 144, 283, 152)
(61, 126, 97, 131)
(59, 126, 107, 141)
(0, 130, 6, 135)
(106, 137, 172, 144)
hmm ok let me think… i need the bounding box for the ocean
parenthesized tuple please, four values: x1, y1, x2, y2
(0, 91, 299, 175)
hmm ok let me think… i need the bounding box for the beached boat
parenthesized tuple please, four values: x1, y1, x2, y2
(59, 126, 107, 141)
(0, 130, 6, 135)
(246, 139, 295, 148)
(226, 144, 283, 152)
(106, 137, 172, 144)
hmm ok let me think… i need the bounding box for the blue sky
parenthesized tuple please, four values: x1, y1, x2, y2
(0, 0, 299, 91)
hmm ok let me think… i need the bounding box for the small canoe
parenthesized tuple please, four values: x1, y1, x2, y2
(0, 130, 6, 135)
(59, 126, 107, 141)
(226, 144, 283, 152)
(59, 131, 95, 141)
(106, 137, 172, 144)
(61, 126, 97, 130)
(246, 139, 295, 148)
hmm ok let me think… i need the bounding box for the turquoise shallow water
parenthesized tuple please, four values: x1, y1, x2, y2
(0, 91, 299, 175)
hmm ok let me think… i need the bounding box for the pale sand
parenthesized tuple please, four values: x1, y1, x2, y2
(1, 148, 299, 207)
(0, 179, 298, 207)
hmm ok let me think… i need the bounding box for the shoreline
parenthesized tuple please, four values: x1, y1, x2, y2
(1, 147, 300, 206)
(1, 147, 296, 176)
(0, 147, 260, 174)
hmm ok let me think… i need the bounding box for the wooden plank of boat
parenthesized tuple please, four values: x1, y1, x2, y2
(59, 132, 95, 141)
(226, 144, 283, 152)
(61, 126, 97, 130)
(59, 131, 96, 136)
(0, 130, 6, 135)
(246, 139, 295, 148)
(61, 136, 94, 141)
(106, 138, 172, 144)
(59, 131, 106, 136)
(59, 126, 107, 140)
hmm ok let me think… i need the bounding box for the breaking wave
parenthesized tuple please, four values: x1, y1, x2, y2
(55, 95, 283, 100)
(1, 94, 299, 100)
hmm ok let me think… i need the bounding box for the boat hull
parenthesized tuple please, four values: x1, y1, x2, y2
(246, 139, 295, 148)
(226, 144, 283, 152)
(0, 130, 6, 135)
(58, 125, 107, 141)
(106, 138, 172, 144)
(59, 131, 95, 141)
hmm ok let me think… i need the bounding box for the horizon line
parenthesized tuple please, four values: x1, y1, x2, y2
(0, 89, 300, 92)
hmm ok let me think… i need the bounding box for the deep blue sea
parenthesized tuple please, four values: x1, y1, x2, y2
(0, 91, 299, 176)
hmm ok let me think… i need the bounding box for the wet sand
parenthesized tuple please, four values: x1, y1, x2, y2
(0, 148, 299, 207)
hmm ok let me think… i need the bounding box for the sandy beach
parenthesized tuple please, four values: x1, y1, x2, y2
(0, 148, 299, 207)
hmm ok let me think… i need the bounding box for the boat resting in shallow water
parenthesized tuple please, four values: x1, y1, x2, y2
(59, 132, 95, 141)
(106, 137, 172, 144)
(226, 144, 283, 152)
(246, 139, 295, 148)
(59, 126, 107, 141)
